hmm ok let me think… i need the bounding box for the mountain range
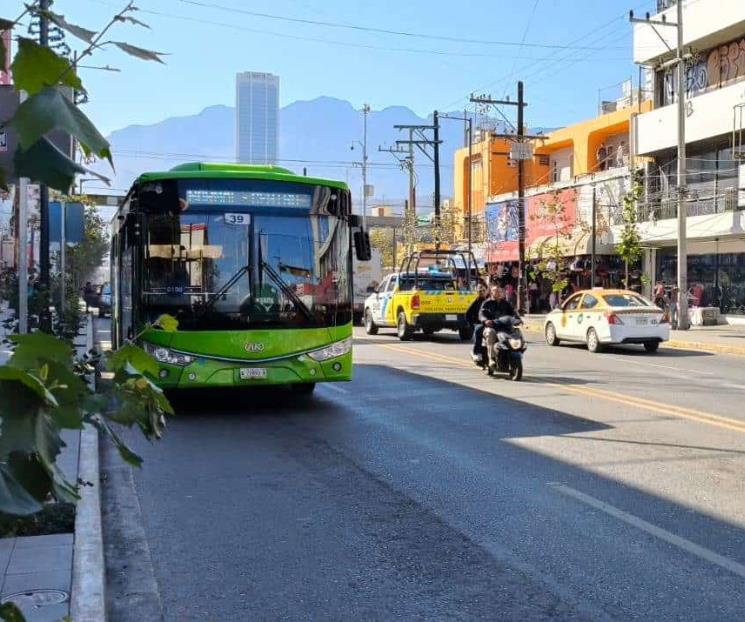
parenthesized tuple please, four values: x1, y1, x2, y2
(101, 97, 511, 211)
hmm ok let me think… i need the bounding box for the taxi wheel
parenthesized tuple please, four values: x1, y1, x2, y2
(644, 342, 660, 353)
(364, 309, 378, 335)
(586, 328, 602, 353)
(545, 322, 560, 346)
(397, 311, 414, 341)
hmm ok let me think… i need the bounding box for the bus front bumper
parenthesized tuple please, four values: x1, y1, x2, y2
(152, 351, 353, 389)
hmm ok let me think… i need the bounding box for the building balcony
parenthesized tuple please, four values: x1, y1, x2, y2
(634, 0, 745, 65)
(632, 79, 745, 155)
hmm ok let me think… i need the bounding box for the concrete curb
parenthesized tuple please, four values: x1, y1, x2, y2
(522, 323, 745, 357)
(71, 314, 107, 621)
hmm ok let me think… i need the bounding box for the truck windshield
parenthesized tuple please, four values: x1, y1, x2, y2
(140, 181, 351, 329)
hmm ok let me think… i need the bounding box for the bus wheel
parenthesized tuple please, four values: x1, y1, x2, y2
(292, 383, 316, 395)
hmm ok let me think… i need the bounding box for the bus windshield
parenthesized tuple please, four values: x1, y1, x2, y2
(140, 180, 351, 330)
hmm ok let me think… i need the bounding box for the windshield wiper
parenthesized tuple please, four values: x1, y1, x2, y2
(196, 264, 251, 316)
(259, 260, 317, 325)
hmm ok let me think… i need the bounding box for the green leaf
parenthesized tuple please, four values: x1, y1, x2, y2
(0, 366, 58, 407)
(0, 601, 28, 622)
(9, 332, 74, 369)
(11, 37, 84, 96)
(10, 87, 110, 164)
(14, 137, 109, 193)
(40, 9, 97, 43)
(0, 462, 44, 516)
(107, 344, 159, 377)
(112, 42, 167, 63)
(94, 418, 143, 467)
(153, 314, 179, 332)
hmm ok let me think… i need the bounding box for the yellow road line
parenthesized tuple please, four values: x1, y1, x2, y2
(372, 341, 745, 434)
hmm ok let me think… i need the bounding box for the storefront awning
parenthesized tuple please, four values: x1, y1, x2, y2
(528, 232, 614, 259)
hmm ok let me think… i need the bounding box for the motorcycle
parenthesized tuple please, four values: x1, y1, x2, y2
(478, 315, 526, 381)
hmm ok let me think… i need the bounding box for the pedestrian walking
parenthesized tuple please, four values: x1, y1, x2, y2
(669, 285, 679, 329)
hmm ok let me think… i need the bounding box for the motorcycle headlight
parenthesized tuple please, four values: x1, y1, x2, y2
(307, 337, 352, 362)
(143, 342, 195, 367)
(508, 337, 523, 349)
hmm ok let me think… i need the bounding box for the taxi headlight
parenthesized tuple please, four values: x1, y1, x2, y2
(143, 342, 195, 367)
(307, 337, 352, 362)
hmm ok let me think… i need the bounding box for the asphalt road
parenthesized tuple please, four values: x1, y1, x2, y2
(99, 320, 745, 621)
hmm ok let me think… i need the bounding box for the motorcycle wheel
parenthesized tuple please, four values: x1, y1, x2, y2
(508, 359, 523, 381)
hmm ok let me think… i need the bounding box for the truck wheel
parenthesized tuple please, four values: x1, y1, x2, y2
(364, 309, 378, 335)
(397, 311, 414, 341)
(458, 326, 474, 341)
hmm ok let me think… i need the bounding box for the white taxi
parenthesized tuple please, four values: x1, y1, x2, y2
(543, 289, 669, 353)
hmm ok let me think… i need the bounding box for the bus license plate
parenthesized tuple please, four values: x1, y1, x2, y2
(240, 368, 267, 380)
(446, 314, 457, 321)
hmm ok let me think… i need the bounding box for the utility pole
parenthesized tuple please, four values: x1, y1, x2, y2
(393, 121, 442, 249)
(433, 110, 441, 250)
(471, 84, 540, 313)
(362, 103, 370, 229)
(516, 82, 526, 314)
(591, 185, 597, 289)
(38, 0, 51, 331)
(630, 4, 687, 328)
(675, 0, 688, 329)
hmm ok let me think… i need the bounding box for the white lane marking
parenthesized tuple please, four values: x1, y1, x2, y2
(321, 383, 349, 394)
(548, 483, 745, 579)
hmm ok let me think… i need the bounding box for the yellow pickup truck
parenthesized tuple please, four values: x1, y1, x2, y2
(363, 252, 479, 341)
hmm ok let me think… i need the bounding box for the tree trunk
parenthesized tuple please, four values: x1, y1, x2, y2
(625, 260, 629, 289)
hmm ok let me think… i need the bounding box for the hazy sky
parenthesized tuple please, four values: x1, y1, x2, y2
(7, 0, 658, 134)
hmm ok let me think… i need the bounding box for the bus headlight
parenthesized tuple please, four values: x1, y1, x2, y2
(143, 343, 195, 366)
(307, 337, 352, 362)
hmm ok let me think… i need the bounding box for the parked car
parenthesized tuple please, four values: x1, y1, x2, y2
(98, 283, 112, 318)
(544, 288, 669, 353)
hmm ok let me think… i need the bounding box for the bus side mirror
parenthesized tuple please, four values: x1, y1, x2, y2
(354, 230, 372, 261)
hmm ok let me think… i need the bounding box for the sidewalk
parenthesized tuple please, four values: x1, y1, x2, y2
(0, 316, 88, 621)
(522, 314, 745, 356)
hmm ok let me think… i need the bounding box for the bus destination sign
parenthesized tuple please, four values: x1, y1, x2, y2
(185, 190, 312, 209)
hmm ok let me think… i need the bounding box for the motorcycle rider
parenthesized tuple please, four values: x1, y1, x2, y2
(467, 280, 488, 364)
(479, 284, 519, 370)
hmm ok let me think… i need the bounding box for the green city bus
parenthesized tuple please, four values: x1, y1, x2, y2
(111, 162, 370, 394)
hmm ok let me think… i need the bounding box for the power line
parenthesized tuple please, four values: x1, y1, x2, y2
(173, 0, 642, 51)
(83, 0, 631, 61)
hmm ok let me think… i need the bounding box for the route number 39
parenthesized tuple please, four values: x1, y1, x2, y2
(225, 213, 250, 225)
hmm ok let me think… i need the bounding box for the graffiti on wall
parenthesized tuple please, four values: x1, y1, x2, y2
(661, 35, 745, 105)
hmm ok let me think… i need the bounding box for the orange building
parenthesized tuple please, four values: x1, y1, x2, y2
(452, 100, 653, 242)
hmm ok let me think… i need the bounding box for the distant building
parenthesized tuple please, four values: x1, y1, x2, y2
(235, 72, 279, 164)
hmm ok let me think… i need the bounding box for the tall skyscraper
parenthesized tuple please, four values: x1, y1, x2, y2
(235, 72, 279, 164)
